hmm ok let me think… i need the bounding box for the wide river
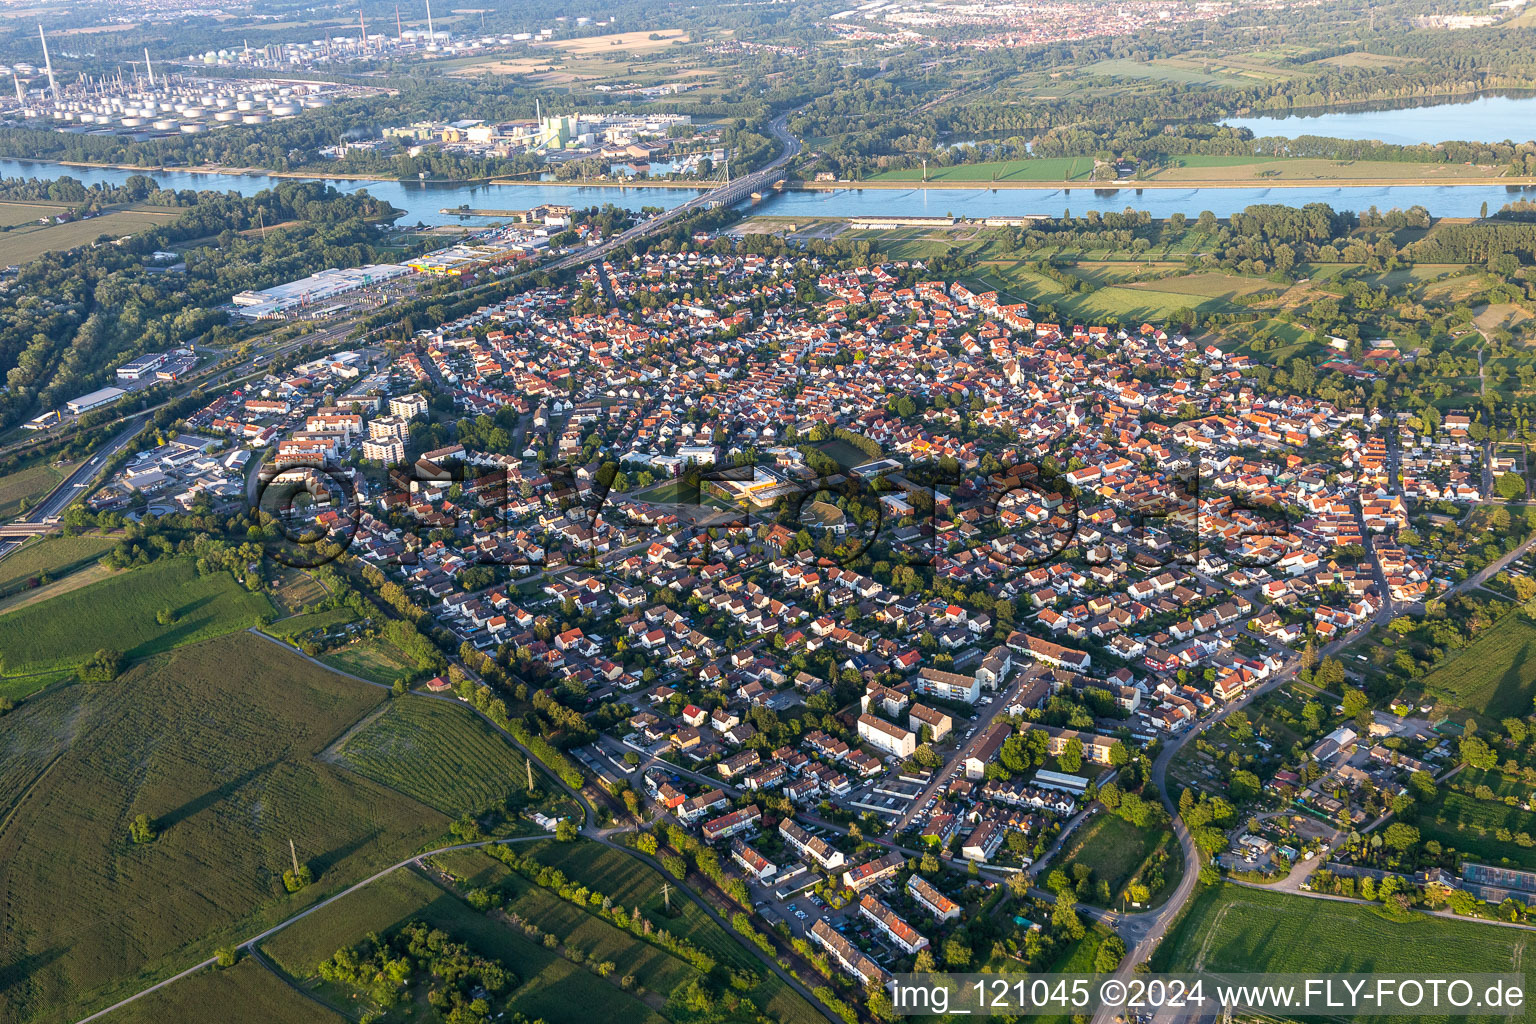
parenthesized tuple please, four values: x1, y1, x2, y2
(1223, 93, 1536, 147)
(2, 155, 1535, 224)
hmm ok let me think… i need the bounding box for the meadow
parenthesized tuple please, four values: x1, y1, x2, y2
(1152, 884, 1533, 1022)
(0, 204, 183, 265)
(0, 631, 451, 1024)
(1417, 612, 1536, 722)
(0, 531, 119, 597)
(869, 157, 1096, 183)
(0, 461, 65, 522)
(331, 696, 530, 816)
(1060, 812, 1178, 907)
(97, 960, 347, 1024)
(0, 556, 274, 675)
(319, 637, 418, 684)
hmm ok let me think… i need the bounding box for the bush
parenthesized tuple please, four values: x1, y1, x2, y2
(80, 648, 126, 681)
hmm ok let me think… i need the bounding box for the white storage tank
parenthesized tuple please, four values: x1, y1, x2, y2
(180, 122, 207, 134)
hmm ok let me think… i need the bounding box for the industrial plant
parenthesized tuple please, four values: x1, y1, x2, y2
(1, 26, 345, 137)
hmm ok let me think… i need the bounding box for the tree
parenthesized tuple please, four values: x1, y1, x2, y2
(1094, 934, 1126, 973)
(215, 946, 238, 968)
(156, 606, 175, 626)
(555, 818, 579, 842)
(80, 648, 126, 681)
(1498, 472, 1527, 501)
(1059, 737, 1084, 773)
(1383, 822, 1420, 852)
(128, 813, 157, 844)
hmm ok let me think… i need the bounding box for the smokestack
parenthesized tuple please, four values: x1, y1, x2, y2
(396, 4, 403, 42)
(13, 74, 21, 105)
(359, 7, 367, 50)
(425, 0, 435, 42)
(144, 48, 154, 87)
(37, 25, 57, 101)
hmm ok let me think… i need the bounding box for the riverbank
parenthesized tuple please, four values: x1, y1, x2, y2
(809, 175, 1536, 191)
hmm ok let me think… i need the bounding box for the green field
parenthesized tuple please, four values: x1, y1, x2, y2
(332, 696, 529, 816)
(0, 556, 273, 675)
(261, 862, 672, 1024)
(0, 461, 64, 522)
(1409, 789, 1536, 871)
(0, 631, 451, 1024)
(523, 841, 822, 1024)
(870, 157, 1097, 183)
(264, 607, 357, 639)
(0, 204, 182, 265)
(98, 959, 347, 1024)
(1153, 885, 1533, 1022)
(967, 263, 1271, 323)
(1418, 612, 1536, 722)
(1060, 812, 1178, 907)
(0, 532, 119, 597)
(319, 637, 418, 684)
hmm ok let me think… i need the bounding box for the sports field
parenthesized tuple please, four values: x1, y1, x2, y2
(331, 696, 530, 816)
(1153, 884, 1532, 1022)
(0, 631, 452, 1024)
(0, 556, 273, 675)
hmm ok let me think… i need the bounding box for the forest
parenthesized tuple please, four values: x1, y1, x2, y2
(0, 180, 400, 428)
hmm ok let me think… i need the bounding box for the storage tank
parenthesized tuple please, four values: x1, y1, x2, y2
(152, 119, 175, 130)
(269, 103, 300, 116)
(180, 122, 207, 134)
(120, 116, 145, 127)
(241, 112, 268, 124)
(213, 110, 237, 122)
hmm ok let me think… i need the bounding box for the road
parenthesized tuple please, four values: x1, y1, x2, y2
(543, 110, 801, 275)
(892, 665, 1046, 832)
(0, 415, 148, 561)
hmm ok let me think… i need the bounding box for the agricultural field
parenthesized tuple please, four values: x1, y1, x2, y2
(0, 531, 119, 598)
(0, 460, 65, 522)
(260, 861, 673, 1024)
(1059, 812, 1180, 908)
(1409, 789, 1536, 871)
(0, 631, 451, 1024)
(1146, 156, 1497, 182)
(98, 960, 347, 1024)
(1152, 884, 1533, 1020)
(522, 841, 823, 1024)
(0, 204, 183, 265)
(1417, 612, 1536, 722)
(329, 696, 530, 817)
(966, 262, 1274, 323)
(0, 556, 273, 676)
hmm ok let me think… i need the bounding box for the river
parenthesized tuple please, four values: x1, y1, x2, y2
(1222, 93, 1536, 146)
(3, 155, 1536, 223)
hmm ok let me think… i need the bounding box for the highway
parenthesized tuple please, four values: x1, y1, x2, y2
(0, 415, 147, 560)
